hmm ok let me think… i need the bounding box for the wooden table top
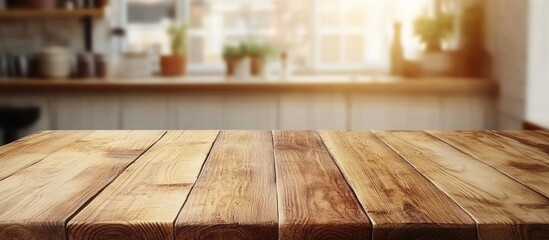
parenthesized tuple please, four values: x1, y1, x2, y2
(0, 130, 547, 240)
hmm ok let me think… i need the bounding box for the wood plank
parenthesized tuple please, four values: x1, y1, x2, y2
(273, 131, 370, 240)
(319, 131, 476, 240)
(430, 131, 549, 197)
(0, 130, 164, 240)
(375, 131, 549, 240)
(68, 131, 219, 240)
(0, 131, 91, 181)
(493, 131, 549, 154)
(537, 130, 549, 136)
(175, 131, 278, 240)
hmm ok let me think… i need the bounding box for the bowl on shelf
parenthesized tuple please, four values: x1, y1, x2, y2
(38, 47, 72, 79)
(6, 0, 57, 9)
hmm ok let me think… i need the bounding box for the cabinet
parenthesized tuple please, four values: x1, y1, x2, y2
(0, 90, 497, 135)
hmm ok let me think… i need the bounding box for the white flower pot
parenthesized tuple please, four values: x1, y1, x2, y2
(235, 57, 250, 80)
(419, 52, 454, 76)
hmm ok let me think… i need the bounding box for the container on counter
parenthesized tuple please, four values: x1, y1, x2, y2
(119, 53, 152, 78)
(65, 0, 74, 10)
(14, 55, 30, 77)
(38, 47, 72, 79)
(84, 0, 94, 8)
(74, 0, 84, 8)
(2, 54, 30, 78)
(94, 54, 107, 78)
(28, 54, 40, 78)
(77, 53, 95, 78)
(0, 55, 8, 78)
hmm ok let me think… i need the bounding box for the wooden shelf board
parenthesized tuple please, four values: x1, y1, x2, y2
(0, 9, 104, 18)
(0, 77, 499, 94)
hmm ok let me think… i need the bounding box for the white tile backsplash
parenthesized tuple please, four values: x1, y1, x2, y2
(0, 19, 84, 54)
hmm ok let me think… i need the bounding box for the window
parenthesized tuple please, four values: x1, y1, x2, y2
(123, 0, 438, 74)
(126, 0, 175, 53)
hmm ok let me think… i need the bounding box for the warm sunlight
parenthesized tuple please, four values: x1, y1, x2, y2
(0, 0, 547, 237)
(125, 0, 440, 72)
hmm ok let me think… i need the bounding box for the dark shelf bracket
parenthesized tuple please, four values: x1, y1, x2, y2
(82, 16, 93, 52)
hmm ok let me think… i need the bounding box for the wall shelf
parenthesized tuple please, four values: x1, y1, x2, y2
(0, 8, 105, 51)
(0, 9, 104, 19)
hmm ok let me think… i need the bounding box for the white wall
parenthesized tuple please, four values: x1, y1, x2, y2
(526, 0, 549, 125)
(485, 0, 530, 129)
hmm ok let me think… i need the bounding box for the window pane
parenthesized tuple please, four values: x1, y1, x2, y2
(320, 6, 340, 28)
(188, 35, 223, 66)
(344, 35, 364, 63)
(187, 0, 313, 70)
(345, 9, 363, 27)
(127, 0, 174, 53)
(320, 35, 341, 64)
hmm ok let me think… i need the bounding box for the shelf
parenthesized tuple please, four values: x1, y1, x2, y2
(0, 77, 499, 94)
(0, 9, 104, 19)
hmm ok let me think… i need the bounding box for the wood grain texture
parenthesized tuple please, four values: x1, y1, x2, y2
(273, 131, 370, 240)
(68, 131, 219, 240)
(0, 131, 91, 181)
(376, 131, 549, 240)
(430, 131, 549, 197)
(0, 130, 164, 240)
(175, 131, 278, 240)
(319, 131, 476, 240)
(494, 131, 549, 154)
(537, 130, 549, 136)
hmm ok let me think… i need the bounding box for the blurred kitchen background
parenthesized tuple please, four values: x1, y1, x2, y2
(0, 0, 547, 144)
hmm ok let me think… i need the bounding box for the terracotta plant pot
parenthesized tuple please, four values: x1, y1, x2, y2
(160, 55, 186, 76)
(225, 58, 240, 76)
(250, 56, 263, 76)
(7, 0, 57, 9)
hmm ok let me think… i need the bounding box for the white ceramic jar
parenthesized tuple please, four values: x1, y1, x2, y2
(38, 47, 72, 79)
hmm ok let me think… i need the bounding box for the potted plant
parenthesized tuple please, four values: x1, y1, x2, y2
(413, 13, 454, 76)
(222, 44, 243, 76)
(161, 22, 187, 76)
(246, 42, 274, 76)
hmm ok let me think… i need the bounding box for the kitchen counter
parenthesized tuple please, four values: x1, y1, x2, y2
(0, 76, 498, 94)
(0, 75, 499, 132)
(0, 130, 547, 239)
